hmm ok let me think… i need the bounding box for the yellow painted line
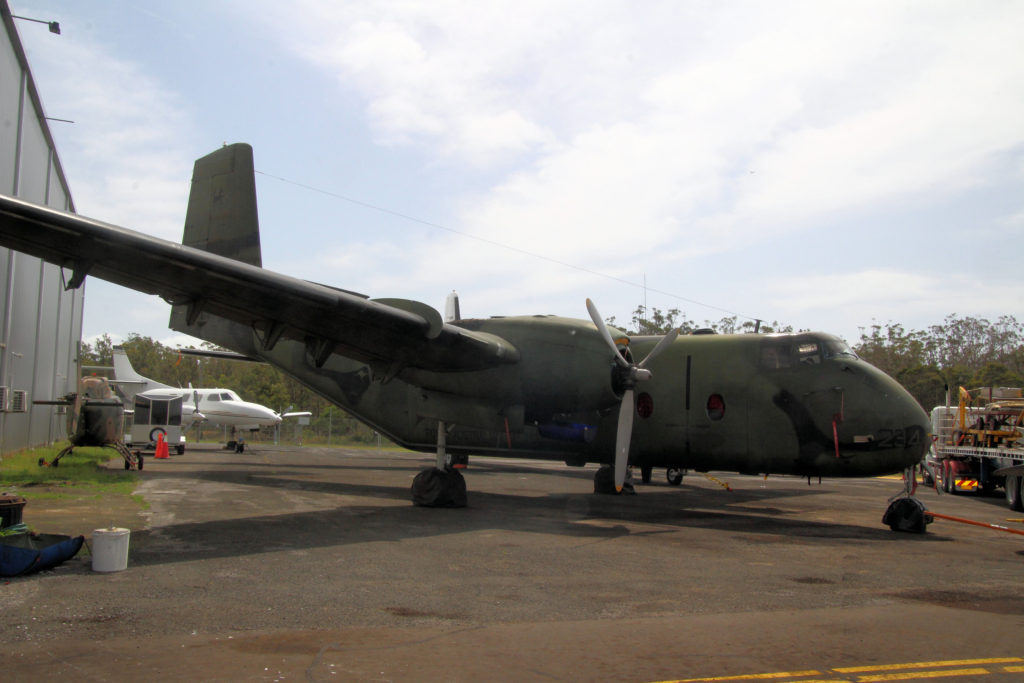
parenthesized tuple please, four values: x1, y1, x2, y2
(653, 671, 821, 682)
(835, 658, 1022, 673)
(653, 658, 1024, 683)
(857, 668, 988, 681)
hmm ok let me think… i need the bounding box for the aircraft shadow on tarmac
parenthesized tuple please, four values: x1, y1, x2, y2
(166, 448, 610, 483)
(114, 458, 946, 569)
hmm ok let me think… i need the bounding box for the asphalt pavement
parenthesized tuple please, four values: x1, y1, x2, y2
(2, 444, 1023, 682)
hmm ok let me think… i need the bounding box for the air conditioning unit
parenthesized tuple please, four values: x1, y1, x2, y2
(11, 390, 28, 413)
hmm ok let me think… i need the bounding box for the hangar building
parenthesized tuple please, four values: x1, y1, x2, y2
(0, 2, 83, 458)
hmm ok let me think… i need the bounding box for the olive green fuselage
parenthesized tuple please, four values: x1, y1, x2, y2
(180, 311, 929, 479)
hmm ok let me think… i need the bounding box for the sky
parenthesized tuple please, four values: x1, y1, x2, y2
(12, 0, 1024, 350)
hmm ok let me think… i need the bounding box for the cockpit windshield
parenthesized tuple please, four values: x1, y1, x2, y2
(760, 334, 857, 369)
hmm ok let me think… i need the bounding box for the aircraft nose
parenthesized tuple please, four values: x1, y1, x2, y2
(259, 406, 282, 424)
(842, 363, 931, 473)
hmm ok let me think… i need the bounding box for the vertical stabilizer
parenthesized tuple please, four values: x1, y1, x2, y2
(112, 345, 171, 399)
(182, 143, 262, 266)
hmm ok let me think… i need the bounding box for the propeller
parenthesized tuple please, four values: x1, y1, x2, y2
(586, 299, 679, 492)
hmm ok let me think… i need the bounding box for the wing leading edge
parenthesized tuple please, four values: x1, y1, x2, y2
(0, 194, 519, 372)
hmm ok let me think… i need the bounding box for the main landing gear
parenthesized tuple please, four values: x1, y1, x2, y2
(411, 421, 468, 508)
(635, 465, 686, 487)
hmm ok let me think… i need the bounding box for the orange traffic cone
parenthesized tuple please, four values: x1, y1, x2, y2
(155, 433, 169, 459)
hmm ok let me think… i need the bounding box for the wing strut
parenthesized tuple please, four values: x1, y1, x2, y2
(62, 260, 92, 290)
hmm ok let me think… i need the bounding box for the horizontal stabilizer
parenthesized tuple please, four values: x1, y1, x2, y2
(177, 348, 265, 363)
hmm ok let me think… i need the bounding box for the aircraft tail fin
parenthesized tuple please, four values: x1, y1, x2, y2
(111, 345, 171, 396)
(181, 143, 262, 267)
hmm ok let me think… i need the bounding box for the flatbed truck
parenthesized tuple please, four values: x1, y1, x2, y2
(927, 386, 1024, 511)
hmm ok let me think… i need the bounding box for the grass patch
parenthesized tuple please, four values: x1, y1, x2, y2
(0, 443, 136, 496)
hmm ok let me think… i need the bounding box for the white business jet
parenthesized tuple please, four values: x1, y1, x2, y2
(112, 345, 283, 452)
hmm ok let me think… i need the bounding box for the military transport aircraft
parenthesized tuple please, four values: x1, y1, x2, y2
(0, 143, 931, 509)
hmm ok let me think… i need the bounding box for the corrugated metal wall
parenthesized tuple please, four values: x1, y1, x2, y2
(0, 2, 83, 457)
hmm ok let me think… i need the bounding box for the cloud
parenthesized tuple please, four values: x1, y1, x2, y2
(249, 1, 1024, 268)
(19, 23, 195, 239)
(761, 268, 1021, 341)
(16, 0, 1024, 344)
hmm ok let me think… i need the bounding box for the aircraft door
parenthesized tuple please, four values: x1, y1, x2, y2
(683, 343, 753, 473)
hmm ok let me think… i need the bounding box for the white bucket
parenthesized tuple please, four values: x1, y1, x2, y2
(92, 527, 130, 572)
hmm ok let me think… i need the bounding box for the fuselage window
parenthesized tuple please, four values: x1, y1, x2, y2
(637, 392, 654, 419)
(208, 394, 219, 402)
(706, 394, 725, 421)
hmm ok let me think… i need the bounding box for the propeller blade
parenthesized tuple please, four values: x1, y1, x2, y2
(637, 327, 680, 369)
(586, 298, 630, 368)
(614, 389, 635, 492)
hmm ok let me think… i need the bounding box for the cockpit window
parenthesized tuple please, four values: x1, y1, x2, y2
(761, 335, 857, 370)
(221, 393, 234, 401)
(822, 338, 858, 360)
(797, 342, 821, 365)
(761, 342, 795, 369)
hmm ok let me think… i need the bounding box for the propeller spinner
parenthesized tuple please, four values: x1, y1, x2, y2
(586, 299, 679, 492)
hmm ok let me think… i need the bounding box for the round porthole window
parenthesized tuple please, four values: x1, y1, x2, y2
(706, 394, 725, 421)
(636, 392, 654, 419)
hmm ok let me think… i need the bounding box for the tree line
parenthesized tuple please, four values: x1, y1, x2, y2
(81, 311, 1023, 442)
(853, 315, 1024, 409)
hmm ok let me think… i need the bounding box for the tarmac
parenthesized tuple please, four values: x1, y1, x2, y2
(2, 444, 1023, 682)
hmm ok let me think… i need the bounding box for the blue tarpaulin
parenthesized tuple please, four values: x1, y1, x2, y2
(0, 533, 84, 577)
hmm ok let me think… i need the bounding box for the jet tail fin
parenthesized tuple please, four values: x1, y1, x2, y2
(181, 143, 262, 267)
(111, 345, 170, 397)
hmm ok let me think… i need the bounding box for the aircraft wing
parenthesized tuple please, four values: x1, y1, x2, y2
(0, 195, 519, 372)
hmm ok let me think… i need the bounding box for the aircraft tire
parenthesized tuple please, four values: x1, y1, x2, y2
(123, 459, 130, 471)
(882, 496, 931, 533)
(1006, 475, 1023, 512)
(236, 443, 245, 454)
(137, 455, 144, 471)
(641, 466, 653, 484)
(593, 465, 616, 494)
(411, 467, 467, 508)
(666, 469, 684, 486)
